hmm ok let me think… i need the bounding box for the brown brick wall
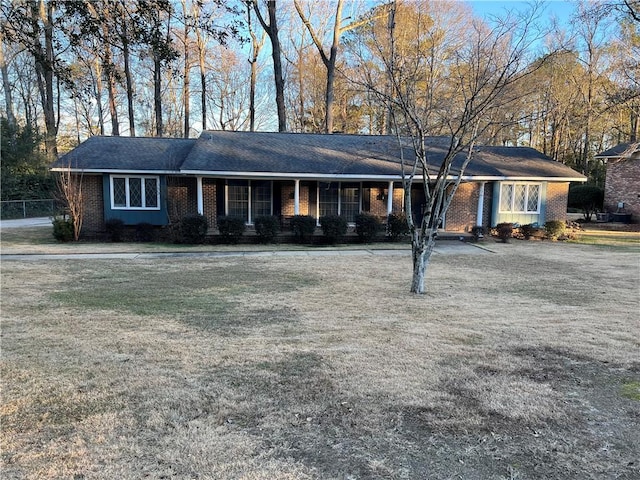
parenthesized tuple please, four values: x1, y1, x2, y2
(281, 183, 310, 216)
(605, 159, 640, 220)
(79, 174, 104, 235)
(446, 182, 480, 232)
(546, 182, 569, 222)
(167, 176, 198, 222)
(202, 179, 217, 228)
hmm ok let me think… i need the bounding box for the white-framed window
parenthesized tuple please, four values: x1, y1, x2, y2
(317, 181, 362, 222)
(225, 180, 272, 224)
(499, 183, 541, 213)
(111, 175, 160, 210)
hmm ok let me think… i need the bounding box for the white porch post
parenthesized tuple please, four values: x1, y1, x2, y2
(387, 181, 394, 215)
(196, 176, 204, 215)
(476, 181, 486, 226)
(294, 179, 300, 215)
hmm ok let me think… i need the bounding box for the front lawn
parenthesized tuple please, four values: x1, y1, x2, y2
(1, 241, 638, 479)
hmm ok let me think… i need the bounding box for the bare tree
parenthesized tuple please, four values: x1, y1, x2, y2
(56, 165, 83, 241)
(247, 2, 266, 132)
(357, 1, 549, 293)
(251, 0, 286, 132)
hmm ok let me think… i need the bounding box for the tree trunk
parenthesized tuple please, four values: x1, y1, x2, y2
(0, 31, 16, 128)
(410, 231, 436, 294)
(253, 0, 286, 132)
(121, 22, 136, 136)
(94, 58, 105, 135)
(183, 35, 190, 138)
(154, 54, 163, 136)
(32, 0, 58, 158)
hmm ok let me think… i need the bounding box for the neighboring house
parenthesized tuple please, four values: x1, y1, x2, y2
(51, 131, 586, 237)
(595, 143, 640, 222)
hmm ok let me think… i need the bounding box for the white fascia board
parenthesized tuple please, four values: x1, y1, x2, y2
(179, 170, 404, 181)
(458, 175, 587, 182)
(50, 168, 179, 175)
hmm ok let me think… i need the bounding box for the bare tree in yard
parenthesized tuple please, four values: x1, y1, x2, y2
(251, 0, 286, 132)
(56, 165, 83, 241)
(352, 1, 549, 293)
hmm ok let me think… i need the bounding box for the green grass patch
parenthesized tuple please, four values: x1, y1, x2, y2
(620, 381, 640, 401)
(50, 261, 316, 329)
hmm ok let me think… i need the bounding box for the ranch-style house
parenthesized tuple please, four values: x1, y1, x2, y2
(52, 130, 587, 237)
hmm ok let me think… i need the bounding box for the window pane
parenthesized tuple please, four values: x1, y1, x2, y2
(500, 184, 513, 212)
(145, 178, 158, 208)
(228, 181, 248, 220)
(319, 182, 338, 217)
(341, 184, 360, 223)
(129, 178, 142, 207)
(252, 181, 272, 219)
(527, 185, 540, 212)
(514, 184, 526, 212)
(113, 177, 126, 207)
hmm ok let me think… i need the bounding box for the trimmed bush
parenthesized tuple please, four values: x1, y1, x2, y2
(135, 222, 155, 242)
(52, 216, 73, 242)
(105, 218, 125, 242)
(495, 222, 513, 243)
(217, 215, 245, 244)
(290, 215, 317, 243)
(355, 213, 381, 243)
(471, 225, 485, 242)
(520, 223, 536, 240)
(387, 213, 410, 241)
(254, 215, 280, 243)
(544, 220, 566, 240)
(319, 215, 348, 244)
(180, 214, 209, 244)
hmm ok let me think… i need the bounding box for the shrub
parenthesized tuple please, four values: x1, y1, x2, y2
(319, 215, 348, 244)
(471, 225, 485, 242)
(105, 218, 125, 242)
(52, 216, 73, 242)
(544, 220, 566, 240)
(180, 214, 209, 244)
(387, 213, 410, 241)
(254, 215, 280, 243)
(520, 223, 536, 240)
(290, 215, 317, 243)
(495, 222, 513, 243)
(135, 222, 155, 242)
(217, 216, 245, 244)
(568, 184, 604, 222)
(355, 213, 381, 243)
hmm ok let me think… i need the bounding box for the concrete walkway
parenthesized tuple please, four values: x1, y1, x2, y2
(0, 216, 494, 260)
(0, 217, 51, 228)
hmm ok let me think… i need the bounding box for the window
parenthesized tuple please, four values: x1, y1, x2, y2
(340, 183, 360, 223)
(252, 181, 272, 220)
(111, 175, 160, 210)
(499, 183, 540, 213)
(318, 182, 339, 217)
(227, 180, 249, 219)
(226, 180, 272, 223)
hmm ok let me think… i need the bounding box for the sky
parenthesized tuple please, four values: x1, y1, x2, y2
(468, 0, 577, 27)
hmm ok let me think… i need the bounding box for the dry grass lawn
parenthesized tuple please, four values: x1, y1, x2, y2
(1, 237, 639, 479)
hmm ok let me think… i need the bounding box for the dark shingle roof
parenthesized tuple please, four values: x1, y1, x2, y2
(53, 136, 197, 171)
(52, 131, 586, 181)
(181, 131, 585, 180)
(595, 143, 640, 159)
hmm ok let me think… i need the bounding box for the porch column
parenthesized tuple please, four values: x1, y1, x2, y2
(294, 179, 300, 215)
(387, 181, 394, 215)
(196, 176, 204, 215)
(476, 182, 486, 226)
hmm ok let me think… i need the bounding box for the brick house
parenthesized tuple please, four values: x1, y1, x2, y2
(52, 131, 586, 237)
(596, 143, 640, 222)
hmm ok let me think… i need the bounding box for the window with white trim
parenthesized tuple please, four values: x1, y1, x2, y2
(499, 183, 540, 213)
(226, 180, 272, 224)
(111, 175, 160, 210)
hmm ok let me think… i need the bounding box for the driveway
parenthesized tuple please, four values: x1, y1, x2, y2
(0, 217, 51, 229)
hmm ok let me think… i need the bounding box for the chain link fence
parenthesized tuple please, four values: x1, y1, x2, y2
(0, 199, 63, 220)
